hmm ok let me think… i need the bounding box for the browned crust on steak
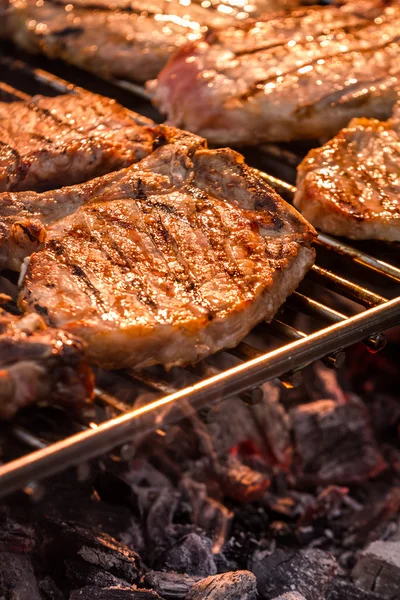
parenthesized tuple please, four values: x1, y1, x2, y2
(0, 91, 159, 192)
(294, 109, 400, 240)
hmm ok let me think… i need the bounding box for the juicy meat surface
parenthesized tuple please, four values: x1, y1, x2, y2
(0, 91, 159, 192)
(0, 309, 93, 419)
(0, 134, 315, 370)
(3, 0, 315, 83)
(294, 103, 400, 241)
(150, 1, 400, 144)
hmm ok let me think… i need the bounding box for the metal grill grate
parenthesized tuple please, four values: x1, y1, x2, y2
(0, 49, 399, 500)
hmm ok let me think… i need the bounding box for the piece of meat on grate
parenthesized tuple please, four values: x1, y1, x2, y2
(0, 91, 159, 192)
(0, 309, 94, 419)
(150, 1, 400, 144)
(294, 102, 400, 241)
(0, 134, 315, 370)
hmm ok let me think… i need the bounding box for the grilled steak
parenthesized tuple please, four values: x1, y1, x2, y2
(0, 134, 315, 369)
(0, 91, 159, 192)
(0, 309, 93, 419)
(151, 1, 400, 144)
(3, 0, 314, 83)
(294, 103, 400, 241)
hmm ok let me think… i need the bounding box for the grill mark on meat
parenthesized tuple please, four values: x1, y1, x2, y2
(48, 26, 85, 37)
(144, 207, 218, 313)
(152, 1, 400, 145)
(295, 69, 400, 117)
(135, 178, 147, 200)
(47, 240, 108, 309)
(348, 150, 399, 215)
(187, 188, 254, 293)
(294, 100, 400, 240)
(237, 33, 400, 102)
(232, 17, 377, 58)
(152, 212, 209, 302)
(25, 100, 78, 131)
(83, 207, 161, 310)
(321, 127, 400, 217)
(70, 263, 107, 308)
(131, 195, 214, 312)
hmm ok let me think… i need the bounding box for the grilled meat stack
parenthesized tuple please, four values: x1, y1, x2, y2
(1, 0, 307, 83)
(0, 91, 159, 192)
(151, 0, 400, 144)
(294, 102, 400, 241)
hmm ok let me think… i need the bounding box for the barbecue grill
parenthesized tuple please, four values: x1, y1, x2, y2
(0, 45, 399, 501)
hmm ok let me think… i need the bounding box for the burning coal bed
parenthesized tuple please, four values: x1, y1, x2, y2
(1, 339, 400, 600)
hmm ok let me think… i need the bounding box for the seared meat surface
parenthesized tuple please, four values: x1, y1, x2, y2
(151, 1, 400, 144)
(0, 308, 93, 419)
(0, 134, 315, 370)
(294, 103, 400, 241)
(3, 0, 313, 83)
(0, 91, 159, 192)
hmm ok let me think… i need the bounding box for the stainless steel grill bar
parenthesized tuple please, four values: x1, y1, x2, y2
(0, 296, 399, 500)
(315, 234, 400, 283)
(132, 365, 263, 405)
(287, 291, 346, 323)
(12, 426, 48, 450)
(309, 265, 387, 307)
(0, 81, 30, 101)
(94, 387, 132, 414)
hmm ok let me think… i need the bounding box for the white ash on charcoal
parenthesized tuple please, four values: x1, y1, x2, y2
(352, 541, 400, 599)
(154, 532, 217, 577)
(145, 488, 182, 549)
(290, 396, 386, 485)
(142, 571, 201, 599)
(41, 519, 142, 586)
(249, 548, 338, 600)
(186, 570, 258, 600)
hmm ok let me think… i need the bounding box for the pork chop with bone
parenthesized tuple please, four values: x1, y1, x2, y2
(0, 132, 316, 369)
